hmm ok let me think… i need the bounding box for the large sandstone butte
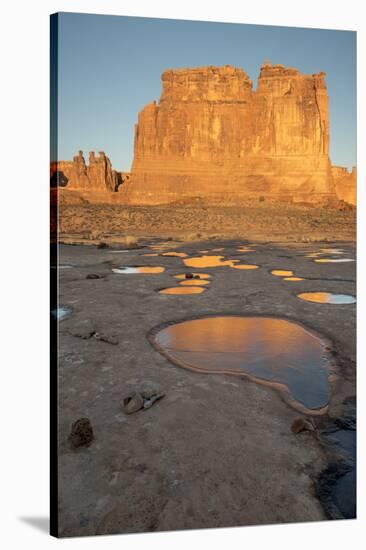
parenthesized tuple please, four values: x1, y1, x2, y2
(126, 62, 352, 205)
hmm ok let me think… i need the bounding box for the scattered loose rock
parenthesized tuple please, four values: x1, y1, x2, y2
(69, 418, 94, 448)
(94, 332, 119, 345)
(121, 392, 144, 414)
(140, 381, 162, 399)
(185, 273, 194, 279)
(143, 393, 165, 409)
(86, 273, 102, 279)
(69, 327, 95, 340)
(122, 382, 165, 414)
(291, 417, 316, 434)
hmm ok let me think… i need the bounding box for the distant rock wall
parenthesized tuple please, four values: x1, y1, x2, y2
(332, 166, 356, 206)
(128, 63, 336, 205)
(52, 151, 121, 192)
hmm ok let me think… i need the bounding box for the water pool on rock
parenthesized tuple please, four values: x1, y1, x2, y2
(179, 279, 210, 286)
(183, 255, 240, 268)
(271, 270, 294, 277)
(152, 316, 331, 412)
(298, 292, 356, 305)
(183, 255, 258, 269)
(159, 287, 206, 295)
(112, 266, 165, 274)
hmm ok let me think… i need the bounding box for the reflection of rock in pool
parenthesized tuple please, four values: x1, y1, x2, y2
(183, 255, 257, 269)
(161, 251, 188, 258)
(314, 258, 355, 263)
(174, 273, 211, 280)
(159, 287, 206, 295)
(183, 255, 240, 268)
(298, 292, 356, 304)
(112, 266, 165, 274)
(237, 247, 255, 252)
(319, 248, 345, 254)
(271, 270, 294, 276)
(51, 307, 72, 321)
(306, 249, 345, 258)
(179, 279, 210, 286)
(283, 277, 305, 281)
(231, 264, 258, 270)
(153, 316, 330, 411)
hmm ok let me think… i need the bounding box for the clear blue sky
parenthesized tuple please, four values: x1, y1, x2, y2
(55, 12, 356, 171)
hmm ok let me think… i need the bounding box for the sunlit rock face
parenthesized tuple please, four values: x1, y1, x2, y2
(53, 151, 121, 192)
(332, 166, 357, 206)
(128, 62, 337, 205)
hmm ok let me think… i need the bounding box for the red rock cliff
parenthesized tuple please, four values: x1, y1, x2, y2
(128, 63, 336, 204)
(332, 166, 356, 206)
(53, 151, 120, 192)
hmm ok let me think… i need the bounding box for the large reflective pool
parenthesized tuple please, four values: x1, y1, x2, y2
(153, 316, 330, 410)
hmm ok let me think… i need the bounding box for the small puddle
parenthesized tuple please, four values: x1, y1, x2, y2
(231, 264, 258, 270)
(237, 247, 255, 253)
(306, 249, 345, 258)
(314, 259, 355, 263)
(174, 273, 211, 280)
(183, 255, 238, 268)
(271, 270, 294, 277)
(179, 279, 210, 286)
(298, 292, 356, 304)
(283, 277, 305, 281)
(152, 316, 330, 412)
(142, 253, 159, 257)
(320, 248, 345, 254)
(183, 255, 257, 270)
(51, 306, 72, 321)
(112, 266, 165, 274)
(161, 252, 188, 258)
(159, 287, 206, 295)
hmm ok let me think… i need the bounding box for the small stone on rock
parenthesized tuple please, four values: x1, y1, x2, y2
(140, 381, 162, 399)
(143, 393, 165, 409)
(121, 392, 144, 414)
(94, 332, 119, 345)
(69, 418, 94, 448)
(86, 273, 101, 279)
(291, 417, 315, 434)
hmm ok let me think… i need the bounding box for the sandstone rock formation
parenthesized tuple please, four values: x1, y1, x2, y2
(127, 62, 337, 205)
(332, 166, 356, 206)
(52, 63, 356, 207)
(52, 151, 122, 192)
